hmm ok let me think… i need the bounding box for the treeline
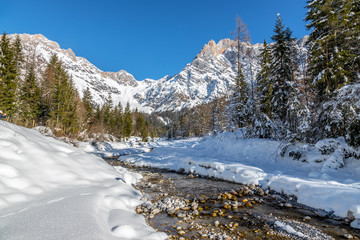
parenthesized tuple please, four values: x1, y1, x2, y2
(163, 97, 227, 139)
(0, 33, 166, 141)
(85, 92, 166, 141)
(167, 0, 360, 147)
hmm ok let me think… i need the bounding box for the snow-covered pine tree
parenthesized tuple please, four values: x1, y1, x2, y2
(246, 39, 280, 139)
(210, 97, 226, 134)
(270, 15, 302, 138)
(306, 0, 360, 144)
(305, 0, 351, 102)
(342, 0, 360, 83)
(257, 40, 273, 118)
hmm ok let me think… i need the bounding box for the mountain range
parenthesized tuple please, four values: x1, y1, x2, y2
(13, 34, 308, 113)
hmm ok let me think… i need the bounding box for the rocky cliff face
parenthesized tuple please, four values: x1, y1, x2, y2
(10, 34, 306, 113)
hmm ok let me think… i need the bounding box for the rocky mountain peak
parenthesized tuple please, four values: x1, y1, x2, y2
(198, 39, 235, 57)
(103, 70, 138, 87)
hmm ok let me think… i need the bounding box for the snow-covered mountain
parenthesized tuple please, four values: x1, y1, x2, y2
(13, 34, 307, 113)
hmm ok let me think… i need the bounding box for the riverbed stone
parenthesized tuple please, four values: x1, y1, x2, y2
(177, 211, 186, 218)
(151, 208, 161, 215)
(192, 210, 199, 216)
(284, 203, 292, 208)
(191, 201, 199, 210)
(350, 219, 360, 229)
(344, 233, 354, 239)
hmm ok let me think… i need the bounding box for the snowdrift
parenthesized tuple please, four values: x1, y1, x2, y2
(0, 121, 166, 239)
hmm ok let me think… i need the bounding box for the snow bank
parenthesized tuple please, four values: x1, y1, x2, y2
(0, 121, 166, 240)
(121, 131, 360, 227)
(75, 137, 153, 158)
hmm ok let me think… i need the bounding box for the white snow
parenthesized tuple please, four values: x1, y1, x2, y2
(5, 119, 359, 237)
(275, 220, 305, 238)
(109, 131, 360, 227)
(75, 137, 153, 159)
(0, 121, 166, 240)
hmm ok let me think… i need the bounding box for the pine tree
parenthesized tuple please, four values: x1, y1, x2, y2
(342, 0, 360, 83)
(13, 35, 23, 67)
(40, 54, 58, 121)
(102, 93, 113, 126)
(270, 15, 297, 124)
(44, 54, 79, 134)
(19, 65, 41, 127)
(59, 78, 79, 134)
(305, 0, 351, 102)
(210, 97, 226, 134)
(141, 119, 148, 142)
(82, 87, 94, 122)
(135, 112, 145, 136)
(114, 102, 124, 138)
(0, 32, 18, 117)
(256, 40, 273, 117)
(123, 102, 132, 138)
(306, 0, 360, 144)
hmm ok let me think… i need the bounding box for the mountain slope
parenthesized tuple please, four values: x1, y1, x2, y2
(139, 39, 262, 111)
(13, 34, 307, 113)
(16, 34, 152, 112)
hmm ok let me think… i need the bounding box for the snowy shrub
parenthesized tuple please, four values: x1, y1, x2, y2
(32, 126, 54, 136)
(279, 143, 312, 162)
(288, 150, 302, 160)
(280, 137, 360, 170)
(347, 117, 360, 147)
(322, 148, 345, 170)
(286, 97, 311, 142)
(246, 113, 279, 139)
(315, 138, 341, 155)
(316, 84, 360, 147)
(314, 137, 360, 170)
(90, 141, 114, 152)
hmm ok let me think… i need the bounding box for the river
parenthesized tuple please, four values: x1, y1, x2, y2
(105, 159, 360, 240)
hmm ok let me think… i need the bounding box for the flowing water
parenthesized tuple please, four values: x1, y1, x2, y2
(106, 159, 360, 240)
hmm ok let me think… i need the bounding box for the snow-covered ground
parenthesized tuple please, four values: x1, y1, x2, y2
(83, 132, 360, 229)
(3, 120, 359, 240)
(75, 137, 153, 159)
(0, 121, 167, 240)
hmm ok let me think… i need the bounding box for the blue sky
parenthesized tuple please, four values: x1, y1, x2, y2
(1, 0, 309, 80)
